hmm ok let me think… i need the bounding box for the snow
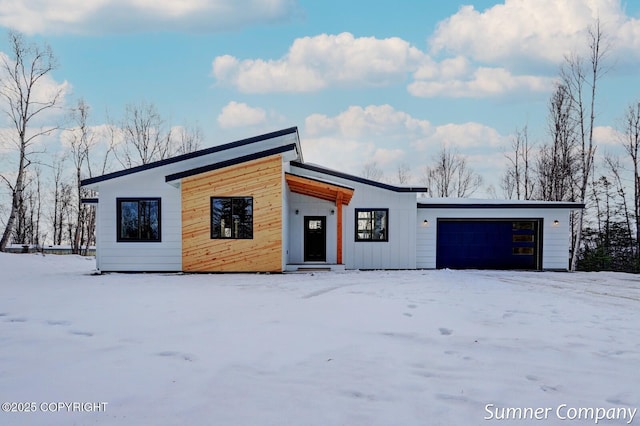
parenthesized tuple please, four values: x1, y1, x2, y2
(1, 253, 639, 425)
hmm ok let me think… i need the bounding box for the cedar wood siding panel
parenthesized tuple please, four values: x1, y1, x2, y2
(182, 154, 283, 272)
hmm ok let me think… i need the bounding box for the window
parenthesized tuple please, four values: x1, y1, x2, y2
(513, 234, 534, 243)
(117, 198, 161, 242)
(211, 197, 253, 239)
(513, 247, 534, 255)
(355, 208, 388, 241)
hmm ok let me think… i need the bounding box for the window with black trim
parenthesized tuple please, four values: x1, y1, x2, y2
(211, 197, 253, 239)
(117, 198, 161, 242)
(355, 208, 388, 241)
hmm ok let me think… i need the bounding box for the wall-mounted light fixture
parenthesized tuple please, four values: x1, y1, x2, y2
(422, 219, 429, 227)
(330, 209, 335, 215)
(553, 219, 560, 227)
(295, 209, 299, 215)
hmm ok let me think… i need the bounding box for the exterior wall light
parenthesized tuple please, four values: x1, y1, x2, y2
(295, 209, 299, 215)
(422, 219, 429, 226)
(330, 209, 335, 215)
(553, 220, 560, 227)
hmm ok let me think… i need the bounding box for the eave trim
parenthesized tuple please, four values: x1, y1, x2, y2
(81, 127, 299, 187)
(165, 144, 296, 182)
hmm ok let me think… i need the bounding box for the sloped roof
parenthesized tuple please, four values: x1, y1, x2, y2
(291, 161, 427, 193)
(81, 127, 300, 187)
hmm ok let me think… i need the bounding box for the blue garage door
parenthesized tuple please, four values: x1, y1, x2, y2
(436, 219, 541, 270)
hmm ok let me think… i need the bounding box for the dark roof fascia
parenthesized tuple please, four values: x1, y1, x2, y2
(291, 161, 427, 193)
(418, 202, 586, 209)
(81, 127, 299, 187)
(166, 144, 297, 182)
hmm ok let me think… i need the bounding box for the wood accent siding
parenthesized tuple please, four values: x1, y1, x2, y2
(182, 155, 283, 272)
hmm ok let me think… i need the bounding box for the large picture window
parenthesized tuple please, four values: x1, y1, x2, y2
(117, 198, 161, 242)
(211, 197, 253, 239)
(355, 208, 388, 242)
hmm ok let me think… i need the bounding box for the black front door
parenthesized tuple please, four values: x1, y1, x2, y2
(304, 216, 326, 261)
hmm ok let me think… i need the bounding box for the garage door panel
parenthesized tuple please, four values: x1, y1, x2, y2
(436, 219, 540, 270)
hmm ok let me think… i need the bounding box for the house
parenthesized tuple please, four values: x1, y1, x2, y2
(81, 127, 583, 272)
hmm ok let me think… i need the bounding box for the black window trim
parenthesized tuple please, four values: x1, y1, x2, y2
(210, 196, 254, 240)
(355, 208, 389, 242)
(116, 197, 162, 243)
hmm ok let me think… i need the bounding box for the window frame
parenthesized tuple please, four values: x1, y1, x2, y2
(210, 196, 254, 240)
(116, 197, 162, 242)
(354, 208, 389, 242)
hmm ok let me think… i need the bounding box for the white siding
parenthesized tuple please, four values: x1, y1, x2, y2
(416, 207, 573, 270)
(287, 193, 336, 264)
(95, 172, 182, 272)
(289, 165, 418, 269)
(90, 133, 298, 272)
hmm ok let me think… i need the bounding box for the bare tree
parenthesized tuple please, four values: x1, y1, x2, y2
(174, 123, 202, 155)
(111, 101, 203, 168)
(395, 162, 412, 185)
(65, 98, 94, 254)
(361, 161, 384, 182)
(620, 102, 640, 258)
(422, 146, 482, 197)
(112, 101, 173, 167)
(0, 31, 63, 251)
(502, 126, 534, 199)
(604, 155, 634, 254)
(564, 19, 610, 270)
(545, 82, 577, 201)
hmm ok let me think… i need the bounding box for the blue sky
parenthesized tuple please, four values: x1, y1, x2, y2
(1, 0, 640, 196)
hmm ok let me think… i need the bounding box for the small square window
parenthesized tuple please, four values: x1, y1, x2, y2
(211, 197, 253, 239)
(117, 198, 161, 242)
(355, 208, 388, 242)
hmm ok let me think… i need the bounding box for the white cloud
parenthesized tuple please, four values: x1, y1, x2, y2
(372, 148, 405, 166)
(305, 104, 432, 139)
(416, 122, 508, 151)
(429, 0, 639, 64)
(212, 32, 425, 93)
(302, 104, 508, 186)
(217, 101, 267, 129)
(409, 66, 554, 98)
(0, 0, 298, 35)
(593, 125, 624, 146)
(213, 31, 557, 98)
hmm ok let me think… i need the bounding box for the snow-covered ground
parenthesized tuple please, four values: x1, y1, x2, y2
(1, 253, 639, 425)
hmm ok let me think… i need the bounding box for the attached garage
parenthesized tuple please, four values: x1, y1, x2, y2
(436, 219, 541, 270)
(416, 199, 584, 271)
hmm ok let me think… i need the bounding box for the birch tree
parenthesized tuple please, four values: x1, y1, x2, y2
(563, 20, 610, 270)
(0, 31, 64, 251)
(620, 102, 640, 259)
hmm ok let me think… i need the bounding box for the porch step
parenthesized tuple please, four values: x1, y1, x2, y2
(285, 264, 346, 272)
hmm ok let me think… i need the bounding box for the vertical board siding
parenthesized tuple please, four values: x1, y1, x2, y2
(182, 155, 283, 272)
(288, 164, 418, 270)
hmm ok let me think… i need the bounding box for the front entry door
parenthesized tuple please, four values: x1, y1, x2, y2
(304, 216, 326, 261)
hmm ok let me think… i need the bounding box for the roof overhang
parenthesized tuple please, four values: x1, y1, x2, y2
(417, 199, 585, 209)
(166, 144, 298, 184)
(291, 161, 426, 193)
(81, 127, 301, 189)
(285, 173, 354, 205)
